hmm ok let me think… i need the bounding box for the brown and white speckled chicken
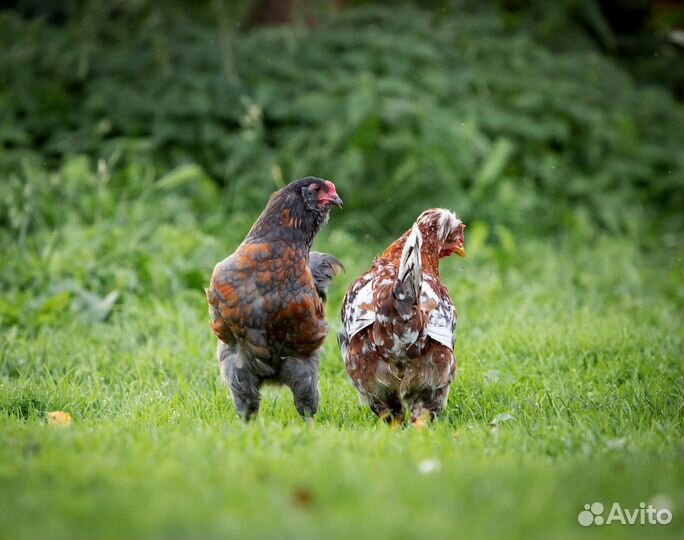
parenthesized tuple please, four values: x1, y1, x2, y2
(339, 209, 465, 427)
(206, 177, 343, 421)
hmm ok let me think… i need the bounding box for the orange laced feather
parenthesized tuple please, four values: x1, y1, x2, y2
(382, 222, 442, 276)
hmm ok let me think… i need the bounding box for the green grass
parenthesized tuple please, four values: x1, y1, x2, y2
(1, 219, 682, 539)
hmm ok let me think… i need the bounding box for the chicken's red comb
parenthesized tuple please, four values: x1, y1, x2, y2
(323, 180, 338, 196)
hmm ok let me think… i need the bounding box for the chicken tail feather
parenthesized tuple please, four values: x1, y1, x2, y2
(394, 223, 422, 305)
(309, 251, 344, 303)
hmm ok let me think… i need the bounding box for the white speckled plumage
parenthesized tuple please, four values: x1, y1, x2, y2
(338, 208, 465, 426)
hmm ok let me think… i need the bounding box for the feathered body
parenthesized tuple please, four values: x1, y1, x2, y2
(206, 177, 343, 420)
(339, 209, 465, 426)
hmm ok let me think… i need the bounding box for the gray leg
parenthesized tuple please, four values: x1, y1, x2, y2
(218, 341, 262, 421)
(280, 355, 320, 419)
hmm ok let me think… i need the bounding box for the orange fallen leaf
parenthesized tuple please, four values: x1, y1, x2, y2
(292, 487, 314, 508)
(47, 411, 72, 426)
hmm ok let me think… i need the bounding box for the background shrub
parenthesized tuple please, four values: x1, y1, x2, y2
(1, 3, 682, 243)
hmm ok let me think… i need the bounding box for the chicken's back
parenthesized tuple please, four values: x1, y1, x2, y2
(341, 258, 432, 356)
(339, 257, 456, 397)
(207, 241, 328, 363)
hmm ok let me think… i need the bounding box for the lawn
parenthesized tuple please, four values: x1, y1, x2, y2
(1, 213, 682, 539)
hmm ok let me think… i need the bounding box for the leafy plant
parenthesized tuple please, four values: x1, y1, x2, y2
(1, 5, 682, 240)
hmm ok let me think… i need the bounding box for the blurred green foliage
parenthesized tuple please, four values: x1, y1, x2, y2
(1, 4, 682, 243)
(480, 0, 684, 98)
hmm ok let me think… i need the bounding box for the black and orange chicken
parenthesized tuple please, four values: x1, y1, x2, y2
(206, 178, 343, 421)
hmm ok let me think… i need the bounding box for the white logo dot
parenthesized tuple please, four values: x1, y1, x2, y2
(657, 509, 672, 525)
(577, 510, 594, 527)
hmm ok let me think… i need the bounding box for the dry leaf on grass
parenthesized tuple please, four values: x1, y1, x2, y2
(292, 487, 314, 508)
(47, 411, 72, 426)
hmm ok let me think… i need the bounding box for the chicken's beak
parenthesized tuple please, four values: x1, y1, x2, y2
(331, 196, 344, 208)
(454, 245, 466, 258)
